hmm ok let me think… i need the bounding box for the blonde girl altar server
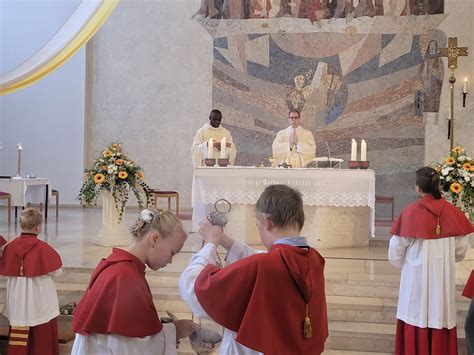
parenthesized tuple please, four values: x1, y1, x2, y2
(71, 209, 198, 354)
(389, 167, 473, 355)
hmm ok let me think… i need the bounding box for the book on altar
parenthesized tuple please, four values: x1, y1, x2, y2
(305, 157, 344, 168)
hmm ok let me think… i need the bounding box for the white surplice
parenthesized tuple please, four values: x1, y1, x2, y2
(272, 126, 316, 168)
(191, 123, 237, 166)
(388, 235, 469, 329)
(179, 241, 263, 355)
(71, 323, 177, 355)
(4, 269, 61, 326)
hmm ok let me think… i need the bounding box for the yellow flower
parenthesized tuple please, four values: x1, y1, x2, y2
(434, 166, 441, 174)
(136, 171, 145, 180)
(118, 171, 128, 179)
(94, 173, 105, 184)
(463, 162, 473, 172)
(103, 150, 113, 158)
(450, 182, 462, 194)
(445, 157, 455, 165)
(452, 146, 464, 154)
(111, 143, 119, 149)
(130, 160, 136, 164)
(115, 159, 124, 166)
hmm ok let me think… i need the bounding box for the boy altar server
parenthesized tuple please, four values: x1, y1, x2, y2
(0, 208, 62, 355)
(180, 184, 328, 354)
(389, 167, 473, 355)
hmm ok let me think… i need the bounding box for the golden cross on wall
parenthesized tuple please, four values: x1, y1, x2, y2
(439, 37, 469, 71)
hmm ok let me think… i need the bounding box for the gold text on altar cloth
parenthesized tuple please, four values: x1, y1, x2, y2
(243, 178, 327, 188)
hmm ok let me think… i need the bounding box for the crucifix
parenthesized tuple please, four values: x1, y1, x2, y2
(438, 37, 469, 150)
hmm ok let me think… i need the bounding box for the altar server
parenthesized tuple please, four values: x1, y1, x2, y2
(191, 109, 237, 166)
(272, 109, 316, 168)
(72, 208, 197, 354)
(0, 208, 62, 355)
(180, 184, 328, 354)
(463, 270, 474, 355)
(389, 167, 473, 355)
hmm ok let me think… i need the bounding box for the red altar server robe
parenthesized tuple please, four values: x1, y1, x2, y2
(463, 270, 474, 299)
(72, 248, 177, 354)
(0, 235, 7, 247)
(0, 233, 63, 355)
(389, 196, 473, 355)
(194, 243, 328, 355)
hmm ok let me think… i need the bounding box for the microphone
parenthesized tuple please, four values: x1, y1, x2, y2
(324, 140, 332, 166)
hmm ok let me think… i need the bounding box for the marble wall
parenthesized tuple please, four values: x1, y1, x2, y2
(86, 0, 473, 212)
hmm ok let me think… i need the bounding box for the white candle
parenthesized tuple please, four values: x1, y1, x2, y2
(351, 139, 357, 161)
(361, 139, 367, 161)
(220, 137, 227, 159)
(464, 77, 468, 93)
(17, 143, 23, 175)
(207, 138, 214, 159)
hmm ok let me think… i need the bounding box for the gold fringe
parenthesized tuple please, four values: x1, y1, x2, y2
(435, 216, 441, 235)
(303, 304, 312, 339)
(9, 340, 27, 346)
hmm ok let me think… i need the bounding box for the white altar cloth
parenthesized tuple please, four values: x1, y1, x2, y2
(0, 177, 50, 206)
(192, 167, 376, 248)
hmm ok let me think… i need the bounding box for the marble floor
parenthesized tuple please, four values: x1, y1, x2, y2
(0, 207, 472, 354)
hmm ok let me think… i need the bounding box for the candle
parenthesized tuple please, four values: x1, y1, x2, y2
(351, 139, 357, 161)
(464, 77, 468, 93)
(220, 137, 227, 159)
(207, 138, 214, 159)
(17, 143, 23, 176)
(361, 139, 367, 161)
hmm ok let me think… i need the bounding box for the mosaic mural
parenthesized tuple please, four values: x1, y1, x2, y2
(196, 4, 446, 209)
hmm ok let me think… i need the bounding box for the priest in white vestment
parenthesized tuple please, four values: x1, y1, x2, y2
(272, 110, 316, 168)
(191, 109, 237, 166)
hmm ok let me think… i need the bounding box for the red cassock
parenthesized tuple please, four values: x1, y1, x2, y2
(0, 233, 62, 355)
(463, 270, 474, 299)
(72, 248, 163, 337)
(0, 233, 62, 276)
(390, 196, 473, 355)
(195, 243, 328, 355)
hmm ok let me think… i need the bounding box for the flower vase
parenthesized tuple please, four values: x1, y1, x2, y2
(93, 191, 130, 246)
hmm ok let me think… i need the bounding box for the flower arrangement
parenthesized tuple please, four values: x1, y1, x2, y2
(435, 145, 474, 218)
(78, 142, 152, 221)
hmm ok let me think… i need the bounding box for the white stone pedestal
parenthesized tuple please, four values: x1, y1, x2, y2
(93, 191, 130, 247)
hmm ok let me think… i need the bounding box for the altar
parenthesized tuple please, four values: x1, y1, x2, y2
(192, 167, 376, 249)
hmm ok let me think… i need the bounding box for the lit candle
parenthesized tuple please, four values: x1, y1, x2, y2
(464, 77, 468, 93)
(220, 137, 227, 159)
(17, 143, 23, 176)
(207, 138, 214, 159)
(361, 139, 367, 161)
(351, 139, 357, 161)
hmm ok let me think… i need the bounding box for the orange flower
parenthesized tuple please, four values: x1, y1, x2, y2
(103, 150, 113, 158)
(115, 159, 124, 166)
(136, 171, 145, 180)
(463, 162, 473, 172)
(130, 160, 136, 164)
(450, 182, 462, 194)
(452, 146, 464, 154)
(118, 171, 128, 179)
(445, 157, 455, 165)
(111, 143, 119, 149)
(94, 173, 105, 184)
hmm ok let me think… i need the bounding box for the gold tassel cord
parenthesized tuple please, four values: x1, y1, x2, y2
(435, 216, 441, 236)
(19, 259, 24, 277)
(303, 304, 312, 339)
